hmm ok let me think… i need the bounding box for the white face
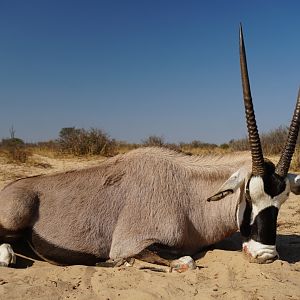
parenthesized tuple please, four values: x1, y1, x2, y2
(249, 176, 290, 221)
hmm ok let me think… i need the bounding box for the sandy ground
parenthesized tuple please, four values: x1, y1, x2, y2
(0, 153, 299, 300)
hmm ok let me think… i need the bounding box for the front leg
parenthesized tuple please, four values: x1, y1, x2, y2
(0, 243, 16, 267)
(96, 257, 134, 268)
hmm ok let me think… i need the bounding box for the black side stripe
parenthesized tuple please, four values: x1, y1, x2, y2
(250, 206, 279, 245)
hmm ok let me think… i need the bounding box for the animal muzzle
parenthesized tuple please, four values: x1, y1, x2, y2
(242, 240, 279, 264)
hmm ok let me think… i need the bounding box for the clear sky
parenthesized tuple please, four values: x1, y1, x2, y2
(0, 0, 299, 144)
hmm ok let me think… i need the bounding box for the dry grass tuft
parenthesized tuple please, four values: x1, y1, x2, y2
(290, 148, 300, 171)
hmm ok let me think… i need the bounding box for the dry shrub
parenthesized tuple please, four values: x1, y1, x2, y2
(7, 148, 29, 163)
(291, 148, 300, 171)
(1, 138, 31, 163)
(115, 141, 140, 154)
(58, 127, 116, 157)
(31, 140, 61, 158)
(179, 140, 220, 155)
(142, 135, 165, 147)
(228, 126, 290, 155)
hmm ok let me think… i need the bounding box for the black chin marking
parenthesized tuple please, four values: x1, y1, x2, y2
(249, 206, 279, 245)
(262, 160, 286, 198)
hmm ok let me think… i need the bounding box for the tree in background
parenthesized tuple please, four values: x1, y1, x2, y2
(58, 127, 116, 156)
(142, 135, 165, 147)
(0, 126, 29, 163)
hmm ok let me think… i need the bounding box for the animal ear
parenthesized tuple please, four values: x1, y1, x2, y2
(207, 168, 250, 202)
(287, 173, 300, 195)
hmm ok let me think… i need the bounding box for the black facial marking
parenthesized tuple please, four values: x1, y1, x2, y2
(240, 176, 279, 244)
(250, 206, 279, 245)
(240, 160, 285, 244)
(240, 199, 252, 238)
(262, 160, 286, 198)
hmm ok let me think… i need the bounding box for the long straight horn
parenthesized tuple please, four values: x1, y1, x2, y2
(276, 88, 300, 177)
(239, 25, 265, 176)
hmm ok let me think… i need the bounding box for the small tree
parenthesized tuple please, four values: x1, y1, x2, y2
(58, 127, 116, 156)
(142, 135, 165, 147)
(9, 125, 15, 139)
(1, 127, 29, 163)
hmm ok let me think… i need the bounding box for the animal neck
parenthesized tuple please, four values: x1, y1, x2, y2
(193, 190, 242, 247)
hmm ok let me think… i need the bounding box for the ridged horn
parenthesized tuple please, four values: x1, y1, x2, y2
(239, 24, 265, 176)
(275, 88, 300, 177)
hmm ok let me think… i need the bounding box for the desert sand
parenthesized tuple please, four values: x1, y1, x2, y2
(0, 153, 299, 300)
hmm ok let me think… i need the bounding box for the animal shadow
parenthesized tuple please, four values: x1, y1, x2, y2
(8, 233, 300, 268)
(10, 239, 43, 269)
(194, 232, 300, 264)
(276, 234, 300, 263)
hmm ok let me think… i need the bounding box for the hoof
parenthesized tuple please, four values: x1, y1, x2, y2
(170, 256, 196, 273)
(242, 247, 278, 264)
(96, 257, 135, 268)
(0, 244, 16, 267)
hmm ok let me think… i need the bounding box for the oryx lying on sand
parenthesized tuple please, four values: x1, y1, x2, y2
(0, 26, 299, 268)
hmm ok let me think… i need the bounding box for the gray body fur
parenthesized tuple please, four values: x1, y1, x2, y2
(0, 147, 251, 265)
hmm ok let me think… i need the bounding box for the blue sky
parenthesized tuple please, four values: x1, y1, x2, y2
(0, 1, 299, 144)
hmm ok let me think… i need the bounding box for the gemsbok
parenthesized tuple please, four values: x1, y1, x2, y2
(0, 25, 299, 268)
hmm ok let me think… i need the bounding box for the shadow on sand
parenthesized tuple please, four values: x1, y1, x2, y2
(207, 232, 300, 264)
(8, 232, 300, 269)
(10, 239, 43, 269)
(276, 234, 300, 263)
